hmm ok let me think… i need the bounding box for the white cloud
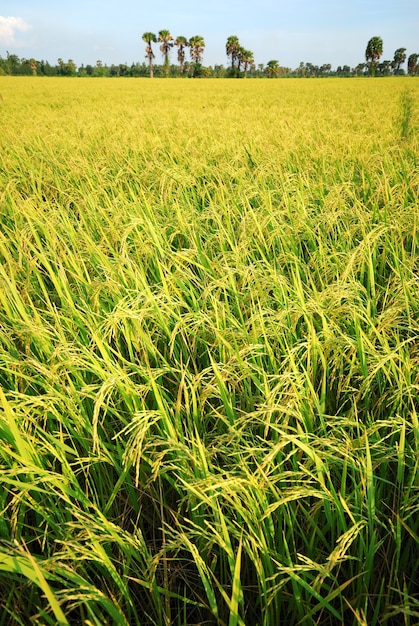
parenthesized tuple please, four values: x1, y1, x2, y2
(0, 16, 31, 46)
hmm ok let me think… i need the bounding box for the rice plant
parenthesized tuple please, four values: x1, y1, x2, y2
(0, 76, 418, 625)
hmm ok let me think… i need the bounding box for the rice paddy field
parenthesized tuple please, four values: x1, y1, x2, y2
(0, 75, 418, 625)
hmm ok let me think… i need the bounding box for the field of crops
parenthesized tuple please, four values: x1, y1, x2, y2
(0, 76, 418, 625)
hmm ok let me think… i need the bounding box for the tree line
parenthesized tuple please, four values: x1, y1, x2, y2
(1, 34, 418, 78)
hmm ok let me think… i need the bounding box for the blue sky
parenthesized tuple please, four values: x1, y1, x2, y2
(0, 0, 417, 70)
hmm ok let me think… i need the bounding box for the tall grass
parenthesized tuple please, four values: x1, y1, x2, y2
(0, 76, 418, 624)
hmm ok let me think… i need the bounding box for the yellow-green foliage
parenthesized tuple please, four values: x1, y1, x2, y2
(0, 76, 418, 625)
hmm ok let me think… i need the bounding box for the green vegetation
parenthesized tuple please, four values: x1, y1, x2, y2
(174, 36, 189, 77)
(158, 30, 174, 78)
(142, 32, 158, 79)
(225, 36, 254, 78)
(1, 35, 419, 77)
(0, 76, 418, 625)
(365, 36, 384, 76)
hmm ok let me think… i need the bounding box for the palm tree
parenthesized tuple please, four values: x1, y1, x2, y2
(354, 63, 367, 76)
(365, 36, 383, 76)
(226, 35, 240, 70)
(142, 32, 157, 78)
(320, 63, 332, 75)
(189, 35, 205, 65)
(175, 36, 189, 76)
(237, 46, 244, 73)
(158, 29, 173, 77)
(238, 48, 254, 78)
(265, 60, 280, 78)
(393, 48, 406, 74)
(408, 53, 419, 75)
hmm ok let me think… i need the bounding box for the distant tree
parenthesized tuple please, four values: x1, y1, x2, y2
(296, 61, 306, 77)
(189, 35, 205, 65)
(213, 64, 227, 77)
(226, 35, 240, 71)
(175, 36, 189, 75)
(39, 60, 55, 76)
(337, 65, 352, 76)
(319, 63, 332, 75)
(393, 48, 406, 74)
(29, 58, 37, 76)
(93, 60, 106, 76)
(354, 62, 367, 76)
(158, 29, 173, 77)
(15, 58, 31, 75)
(265, 60, 280, 77)
(408, 53, 419, 75)
(191, 62, 203, 78)
(130, 62, 148, 77)
(201, 66, 212, 77)
(365, 36, 383, 76)
(0, 56, 8, 75)
(67, 59, 77, 76)
(57, 58, 76, 76)
(236, 46, 244, 73)
(7, 52, 20, 74)
(180, 60, 190, 77)
(142, 32, 157, 78)
(238, 48, 254, 78)
(377, 60, 392, 76)
(305, 62, 318, 77)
